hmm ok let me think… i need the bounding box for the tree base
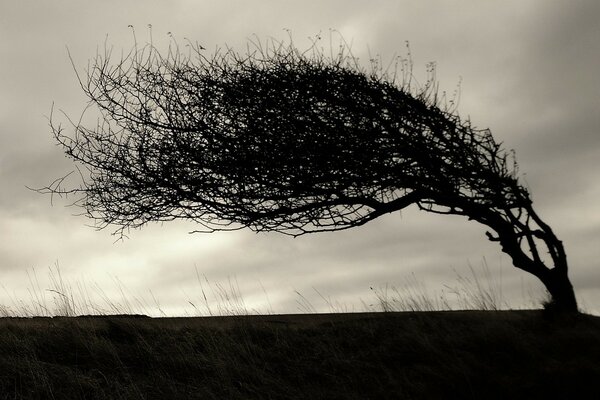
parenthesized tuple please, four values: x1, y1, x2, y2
(541, 268, 578, 314)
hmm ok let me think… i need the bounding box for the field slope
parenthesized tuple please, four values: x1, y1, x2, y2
(0, 310, 598, 399)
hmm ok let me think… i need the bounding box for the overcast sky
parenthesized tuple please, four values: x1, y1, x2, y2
(1, 1, 599, 316)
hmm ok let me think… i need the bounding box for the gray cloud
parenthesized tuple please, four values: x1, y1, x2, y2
(0, 0, 598, 315)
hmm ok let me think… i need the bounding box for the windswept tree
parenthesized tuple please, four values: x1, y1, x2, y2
(43, 35, 578, 312)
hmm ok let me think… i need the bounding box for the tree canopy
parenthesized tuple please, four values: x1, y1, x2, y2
(43, 35, 578, 312)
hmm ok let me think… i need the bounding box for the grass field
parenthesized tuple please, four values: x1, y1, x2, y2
(0, 310, 599, 399)
(0, 265, 597, 399)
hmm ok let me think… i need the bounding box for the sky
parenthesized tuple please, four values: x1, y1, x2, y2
(1, 1, 599, 316)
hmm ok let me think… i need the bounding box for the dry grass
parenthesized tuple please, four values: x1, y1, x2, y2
(1, 261, 521, 318)
(0, 263, 596, 398)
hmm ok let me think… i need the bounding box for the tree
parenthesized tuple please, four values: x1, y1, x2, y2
(43, 35, 578, 312)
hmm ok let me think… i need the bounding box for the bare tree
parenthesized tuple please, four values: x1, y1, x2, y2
(43, 35, 578, 312)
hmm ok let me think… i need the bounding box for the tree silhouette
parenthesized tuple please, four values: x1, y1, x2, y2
(44, 36, 578, 312)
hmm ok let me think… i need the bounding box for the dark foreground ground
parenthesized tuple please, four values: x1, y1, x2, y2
(0, 310, 598, 399)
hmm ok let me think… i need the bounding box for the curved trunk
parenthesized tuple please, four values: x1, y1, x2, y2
(483, 207, 579, 313)
(436, 198, 580, 313)
(498, 239, 578, 313)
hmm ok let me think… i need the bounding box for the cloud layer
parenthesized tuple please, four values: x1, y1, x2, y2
(1, 1, 598, 315)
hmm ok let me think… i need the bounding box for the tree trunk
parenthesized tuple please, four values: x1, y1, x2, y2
(500, 236, 579, 313)
(539, 266, 578, 313)
(473, 206, 579, 313)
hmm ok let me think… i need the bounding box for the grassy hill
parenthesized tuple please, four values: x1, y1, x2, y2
(0, 310, 598, 399)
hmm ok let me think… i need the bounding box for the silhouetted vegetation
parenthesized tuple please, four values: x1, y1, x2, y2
(42, 34, 577, 311)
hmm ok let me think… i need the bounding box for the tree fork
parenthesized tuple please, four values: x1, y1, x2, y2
(486, 210, 578, 313)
